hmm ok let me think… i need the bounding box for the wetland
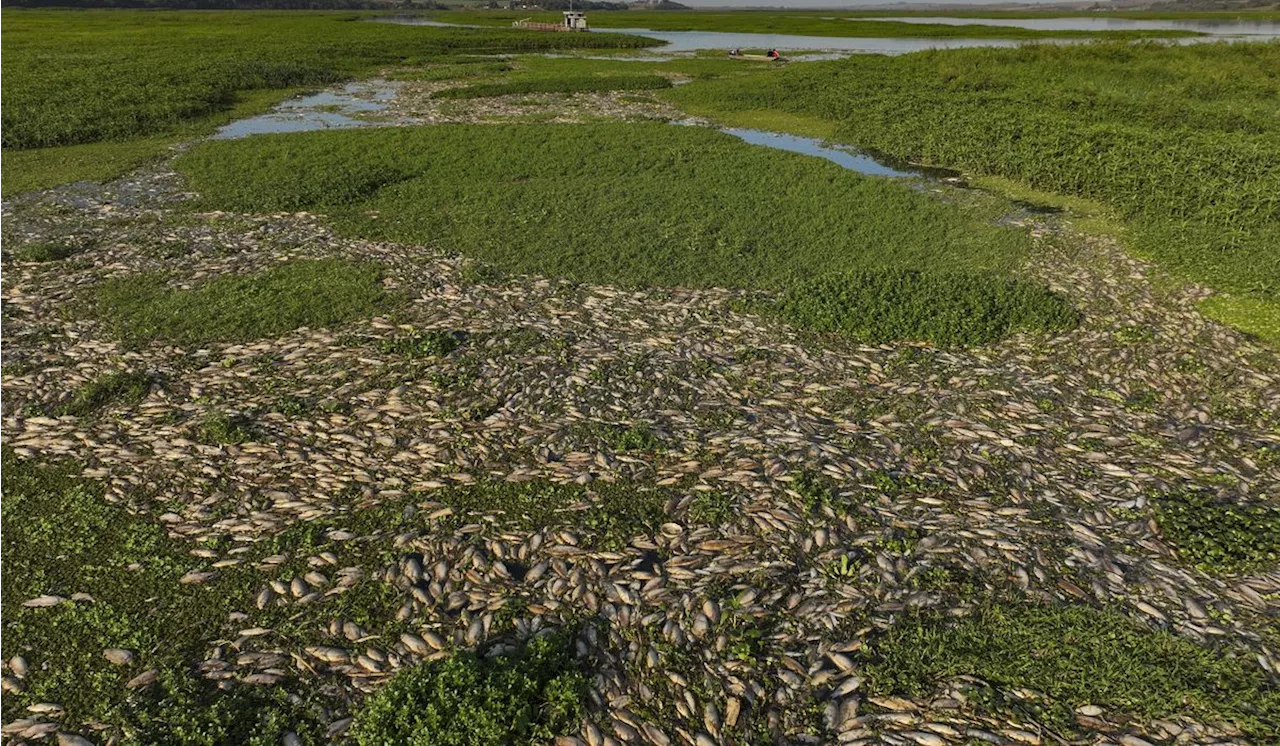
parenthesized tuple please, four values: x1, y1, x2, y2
(2, 8, 1279, 746)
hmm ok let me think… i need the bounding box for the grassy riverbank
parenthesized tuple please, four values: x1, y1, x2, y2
(175, 122, 1081, 345)
(666, 41, 1280, 339)
(4, 10, 1280, 745)
(0, 9, 654, 193)
(424, 10, 1205, 39)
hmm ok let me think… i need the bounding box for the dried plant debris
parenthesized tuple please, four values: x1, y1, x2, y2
(3, 79, 1280, 746)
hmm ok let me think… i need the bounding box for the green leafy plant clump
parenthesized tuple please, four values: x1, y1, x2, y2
(92, 259, 399, 346)
(1154, 491, 1280, 574)
(379, 330, 467, 359)
(432, 73, 672, 100)
(862, 600, 1280, 738)
(351, 632, 588, 746)
(765, 269, 1078, 346)
(438, 480, 669, 550)
(57, 370, 153, 417)
(0, 450, 327, 744)
(9, 241, 82, 263)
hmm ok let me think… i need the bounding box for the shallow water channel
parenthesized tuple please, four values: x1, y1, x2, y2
(213, 83, 948, 182)
(212, 81, 400, 139)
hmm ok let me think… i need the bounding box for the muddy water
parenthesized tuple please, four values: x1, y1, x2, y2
(214, 80, 953, 183)
(212, 81, 400, 139)
(714, 127, 958, 180)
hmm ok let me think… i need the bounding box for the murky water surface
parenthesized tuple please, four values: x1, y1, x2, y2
(716, 127, 955, 180)
(378, 15, 1280, 54)
(213, 81, 399, 139)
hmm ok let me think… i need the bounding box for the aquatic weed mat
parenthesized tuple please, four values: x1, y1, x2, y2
(3, 145, 1280, 745)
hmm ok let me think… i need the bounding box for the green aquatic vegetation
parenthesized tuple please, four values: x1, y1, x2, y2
(9, 242, 83, 263)
(435, 480, 669, 549)
(1, 10, 654, 151)
(572, 422, 663, 452)
(860, 600, 1280, 738)
(0, 450, 327, 745)
(196, 410, 257, 445)
(1154, 491, 1280, 574)
(668, 41, 1280, 308)
(56, 370, 152, 417)
(351, 632, 587, 746)
(432, 73, 672, 99)
(92, 259, 398, 346)
(379, 330, 467, 359)
(762, 269, 1078, 346)
(686, 491, 739, 527)
(178, 123, 1054, 345)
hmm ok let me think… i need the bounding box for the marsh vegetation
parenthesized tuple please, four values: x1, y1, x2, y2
(2, 8, 1278, 746)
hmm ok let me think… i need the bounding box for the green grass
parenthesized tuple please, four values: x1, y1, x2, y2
(863, 600, 1280, 738)
(350, 632, 587, 746)
(1, 10, 654, 151)
(0, 10, 656, 193)
(57, 371, 152, 417)
(91, 259, 399, 346)
(196, 410, 258, 445)
(1154, 491, 1280, 574)
(667, 41, 1280, 308)
(0, 450, 327, 745)
(1200, 294, 1280, 343)
(379, 329, 466, 358)
(432, 73, 671, 99)
(1, 88, 301, 196)
(762, 269, 1078, 346)
(175, 123, 1060, 343)
(428, 10, 1204, 39)
(434, 480, 669, 550)
(7, 241, 86, 263)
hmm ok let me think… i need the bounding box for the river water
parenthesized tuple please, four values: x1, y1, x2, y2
(379, 15, 1280, 54)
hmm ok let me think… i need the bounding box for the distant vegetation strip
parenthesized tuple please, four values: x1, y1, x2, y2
(431, 73, 671, 99)
(426, 10, 1205, 39)
(0, 10, 656, 151)
(666, 41, 1280, 306)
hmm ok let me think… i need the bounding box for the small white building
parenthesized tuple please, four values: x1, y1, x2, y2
(563, 11, 588, 30)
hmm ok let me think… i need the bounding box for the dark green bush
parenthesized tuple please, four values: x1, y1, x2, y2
(379, 330, 466, 359)
(12, 242, 81, 262)
(57, 370, 152, 417)
(765, 269, 1077, 346)
(351, 633, 587, 746)
(1155, 491, 1280, 574)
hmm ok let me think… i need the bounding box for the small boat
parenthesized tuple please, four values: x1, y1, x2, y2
(728, 49, 787, 62)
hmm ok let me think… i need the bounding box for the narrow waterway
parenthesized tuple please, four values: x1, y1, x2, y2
(869, 15, 1280, 39)
(212, 81, 954, 183)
